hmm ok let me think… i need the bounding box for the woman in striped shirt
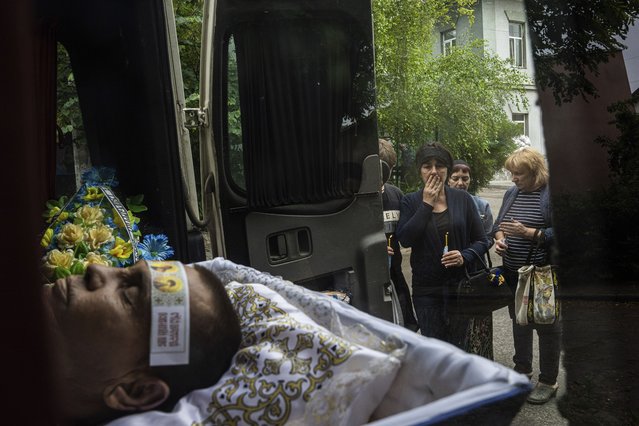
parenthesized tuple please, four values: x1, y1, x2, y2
(492, 147, 560, 405)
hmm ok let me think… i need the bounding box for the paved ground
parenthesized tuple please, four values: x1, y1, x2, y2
(400, 182, 568, 425)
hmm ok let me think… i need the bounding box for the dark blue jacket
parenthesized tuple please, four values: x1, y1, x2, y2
(396, 186, 490, 291)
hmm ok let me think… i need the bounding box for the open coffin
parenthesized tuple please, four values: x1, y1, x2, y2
(107, 258, 531, 426)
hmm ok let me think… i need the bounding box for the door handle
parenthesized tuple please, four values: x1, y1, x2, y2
(267, 228, 312, 264)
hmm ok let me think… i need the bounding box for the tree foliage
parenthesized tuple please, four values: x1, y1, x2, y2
(525, 0, 639, 105)
(174, 0, 203, 107)
(372, 0, 474, 151)
(420, 40, 529, 192)
(372, 0, 529, 192)
(596, 91, 639, 191)
(56, 44, 84, 146)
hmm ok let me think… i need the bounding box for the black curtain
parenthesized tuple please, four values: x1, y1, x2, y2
(35, 19, 58, 199)
(234, 19, 358, 208)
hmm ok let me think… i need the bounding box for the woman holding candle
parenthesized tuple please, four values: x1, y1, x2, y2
(396, 142, 490, 354)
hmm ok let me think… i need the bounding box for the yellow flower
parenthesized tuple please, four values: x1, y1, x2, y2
(76, 205, 104, 226)
(44, 207, 69, 224)
(87, 224, 114, 249)
(85, 252, 112, 267)
(41, 228, 53, 248)
(57, 223, 85, 249)
(113, 209, 137, 229)
(42, 249, 75, 278)
(109, 237, 133, 260)
(46, 249, 75, 269)
(83, 186, 104, 201)
(55, 211, 70, 223)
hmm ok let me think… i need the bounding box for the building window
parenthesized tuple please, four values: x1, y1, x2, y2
(509, 22, 525, 67)
(441, 29, 456, 56)
(512, 113, 528, 136)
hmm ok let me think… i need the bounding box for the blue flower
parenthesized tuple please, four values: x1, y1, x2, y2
(489, 267, 507, 287)
(138, 234, 174, 261)
(80, 167, 119, 187)
(104, 216, 116, 229)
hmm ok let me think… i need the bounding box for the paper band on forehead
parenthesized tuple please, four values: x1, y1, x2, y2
(147, 260, 190, 366)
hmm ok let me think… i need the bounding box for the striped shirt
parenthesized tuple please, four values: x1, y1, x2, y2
(503, 191, 547, 270)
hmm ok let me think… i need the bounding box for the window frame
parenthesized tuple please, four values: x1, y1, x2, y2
(508, 21, 526, 68)
(512, 112, 529, 136)
(441, 28, 456, 56)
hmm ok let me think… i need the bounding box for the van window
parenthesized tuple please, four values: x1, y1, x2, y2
(223, 18, 374, 209)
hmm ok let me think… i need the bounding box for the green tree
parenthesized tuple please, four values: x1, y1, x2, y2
(525, 0, 639, 105)
(422, 41, 529, 192)
(596, 91, 639, 187)
(173, 0, 205, 187)
(373, 0, 475, 151)
(372, 0, 529, 193)
(174, 0, 203, 108)
(56, 44, 84, 146)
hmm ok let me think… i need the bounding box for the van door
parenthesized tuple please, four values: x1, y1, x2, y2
(200, 0, 392, 319)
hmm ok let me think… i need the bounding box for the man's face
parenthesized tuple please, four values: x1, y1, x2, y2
(449, 170, 471, 191)
(41, 261, 152, 417)
(41, 261, 211, 419)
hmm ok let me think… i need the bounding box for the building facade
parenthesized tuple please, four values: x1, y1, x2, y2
(434, 0, 545, 155)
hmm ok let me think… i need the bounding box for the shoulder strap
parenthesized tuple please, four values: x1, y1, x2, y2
(525, 228, 543, 265)
(467, 247, 491, 271)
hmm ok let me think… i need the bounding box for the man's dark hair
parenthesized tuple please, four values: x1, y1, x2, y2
(151, 265, 242, 410)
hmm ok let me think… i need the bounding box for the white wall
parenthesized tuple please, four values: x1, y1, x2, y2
(481, 0, 545, 155)
(622, 21, 639, 94)
(432, 0, 546, 155)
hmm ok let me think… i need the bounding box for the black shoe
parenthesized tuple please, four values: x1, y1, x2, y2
(527, 382, 558, 404)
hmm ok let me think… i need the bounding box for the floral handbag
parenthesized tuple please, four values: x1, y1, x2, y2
(515, 246, 559, 325)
